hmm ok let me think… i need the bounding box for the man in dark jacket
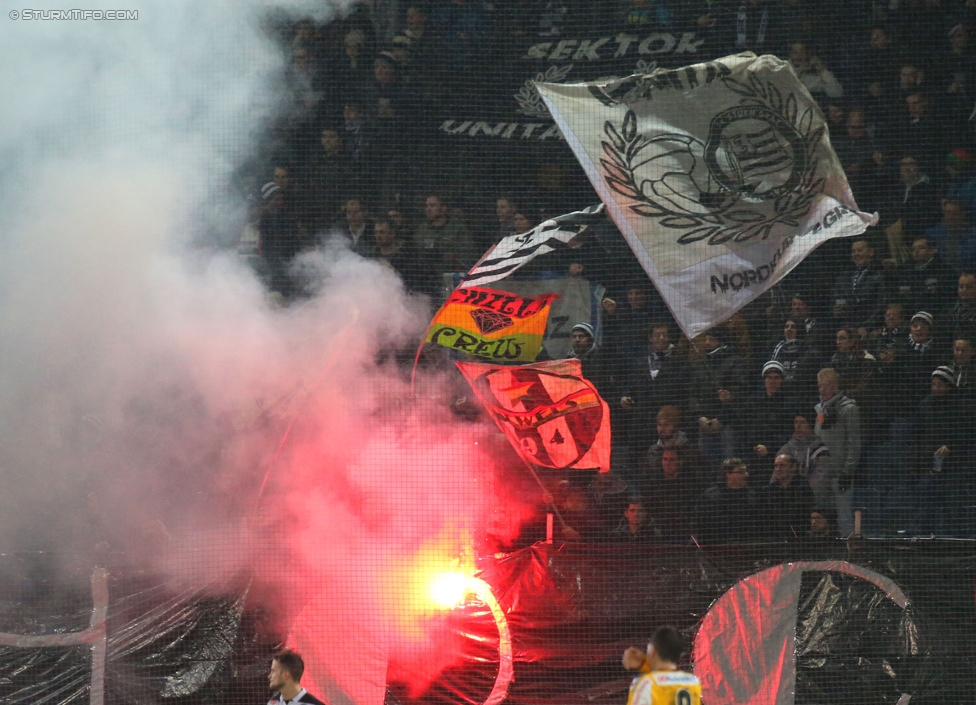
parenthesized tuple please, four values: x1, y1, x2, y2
(745, 361, 798, 482)
(943, 272, 976, 342)
(894, 236, 957, 315)
(881, 311, 942, 408)
(695, 458, 760, 544)
(831, 237, 887, 330)
(617, 322, 688, 463)
(949, 335, 974, 399)
(642, 446, 707, 545)
(690, 328, 747, 472)
(602, 284, 666, 371)
(913, 366, 976, 536)
(758, 452, 816, 540)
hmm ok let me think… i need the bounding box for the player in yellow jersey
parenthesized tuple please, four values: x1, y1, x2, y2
(622, 626, 701, 705)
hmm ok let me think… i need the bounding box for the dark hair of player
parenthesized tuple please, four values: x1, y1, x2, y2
(650, 626, 684, 663)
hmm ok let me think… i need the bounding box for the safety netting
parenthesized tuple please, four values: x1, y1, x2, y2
(3, 1, 976, 703)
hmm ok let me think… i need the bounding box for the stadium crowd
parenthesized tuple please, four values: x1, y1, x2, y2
(235, 1, 976, 542)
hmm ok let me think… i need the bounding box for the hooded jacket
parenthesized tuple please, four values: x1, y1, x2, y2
(778, 433, 829, 480)
(814, 393, 861, 478)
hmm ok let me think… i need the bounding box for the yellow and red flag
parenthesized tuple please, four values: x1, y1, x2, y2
(456, 359, 611, 472)
(425, 287, 557, 362)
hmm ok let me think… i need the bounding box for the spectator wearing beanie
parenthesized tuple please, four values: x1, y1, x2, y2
(567, 322, 612, 397)
(744, 361, 797, 483)
(916, 366, 968, 472)
(880, 311, 941, 408)
(913, 365, 976, 536)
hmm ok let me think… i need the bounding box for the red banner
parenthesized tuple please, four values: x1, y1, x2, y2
(456, 359, 611, 472)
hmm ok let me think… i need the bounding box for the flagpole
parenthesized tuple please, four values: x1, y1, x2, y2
(517, 457, 573, 538)
(251, 308, 361, 512)
(411, 273, 463, 400)
(416, 233, 602, 538)
(409, 337, 426, 399)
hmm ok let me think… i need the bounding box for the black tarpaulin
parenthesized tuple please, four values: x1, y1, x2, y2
(0, 541, 974, 704)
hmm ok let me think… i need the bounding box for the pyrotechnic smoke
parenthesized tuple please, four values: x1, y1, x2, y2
(0, 5, 535, 704)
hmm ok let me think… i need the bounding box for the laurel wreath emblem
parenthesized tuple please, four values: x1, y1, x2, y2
(600, 71, 826, 246)
(516, 64, 574, 118)
(634, 58, 658, 75)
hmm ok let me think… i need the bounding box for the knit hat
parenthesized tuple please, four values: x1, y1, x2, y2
(571, 322, 595, 339)
(911, 311, 934, 326)
(260, 182, 281, 200)
(762, 360, 786, 377)
(374, 50, 399, 67)
(932, 366, 957, 386)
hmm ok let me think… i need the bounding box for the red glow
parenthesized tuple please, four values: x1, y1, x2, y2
(245, 365, 536, 705)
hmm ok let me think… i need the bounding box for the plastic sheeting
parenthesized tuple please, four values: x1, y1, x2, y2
(1, 542, 975, 704)
(0, 554, 272, 705)
(407, 542, 976, 705)
(693, 561, 919, 704)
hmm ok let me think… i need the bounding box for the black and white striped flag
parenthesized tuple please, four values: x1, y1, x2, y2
(460, 204, 606, 288)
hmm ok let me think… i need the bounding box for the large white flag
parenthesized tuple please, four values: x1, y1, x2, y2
(535, 53, 877, 339)
(461, 204, 606, 288)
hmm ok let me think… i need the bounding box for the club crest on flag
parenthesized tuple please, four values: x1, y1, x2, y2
(600, 88, 821, 248)
(535, 53, 878, 339)
(456, 359, 611, 472)
(704, 105, 806, 201)
(425, 287, 557, 362)
(469, 309, 513, 335)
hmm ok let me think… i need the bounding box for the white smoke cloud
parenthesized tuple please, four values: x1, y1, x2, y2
(0, 0, 322, 550)
(0, 4, 532, 704)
